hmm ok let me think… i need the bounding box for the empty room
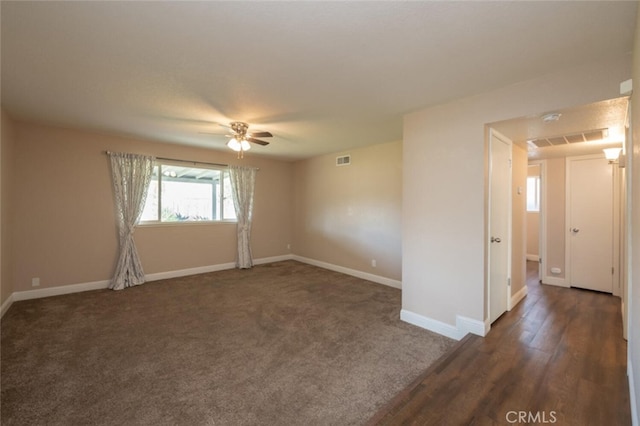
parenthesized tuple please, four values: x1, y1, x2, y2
(2, 2, 640, 425)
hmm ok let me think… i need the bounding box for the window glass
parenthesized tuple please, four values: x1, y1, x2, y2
(140, 166, 159, 222)
(526, 176, 540, 212)
(140, 162, 236, 224)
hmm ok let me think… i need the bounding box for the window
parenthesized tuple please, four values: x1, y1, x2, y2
(526, 176, 540, 212)
(140, 162, 236, 223)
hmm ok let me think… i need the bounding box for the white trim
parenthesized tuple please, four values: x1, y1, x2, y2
(13, 279, 110, 302)
(612, 163, 622, 298)
(1, 293, 14, 318)
(541, 276, 569, 288)
(629, 356, 639, 426)
(537, 159, 547, 281)
(9, 255, 297, 302)
(138, 255, 296, 282)
(526, 254, 539, 262)
(292, 255, 401, 289)
(508, 285, 528, 310)
(145, 262, 236, 282)
(456, 315, 488, 337)
(253, 254, 294, 265)
(401, 309, 462, 340)
(400, 309, 487, 341)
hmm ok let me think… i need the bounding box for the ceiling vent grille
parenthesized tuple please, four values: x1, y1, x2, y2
(528, 128, 608, 148)
(336, 155, 351, 166)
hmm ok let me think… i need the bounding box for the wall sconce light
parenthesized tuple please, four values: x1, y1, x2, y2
(603, 147, 624, 167)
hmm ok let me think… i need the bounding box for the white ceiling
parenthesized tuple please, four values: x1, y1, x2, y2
(1, 1, 637, 160)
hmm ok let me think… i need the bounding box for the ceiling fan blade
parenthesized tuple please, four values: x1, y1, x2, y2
(249, 131, 273, 138)
(247, 137, 270, 146)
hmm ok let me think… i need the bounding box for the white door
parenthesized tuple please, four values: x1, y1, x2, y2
(488, 129, 512, 323)
(566, 155, 613, 293)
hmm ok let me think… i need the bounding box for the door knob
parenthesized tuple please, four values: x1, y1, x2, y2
(571, 228, 580, 233)
(491, 237, 501, 243)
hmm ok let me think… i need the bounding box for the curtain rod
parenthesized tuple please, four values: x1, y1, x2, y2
(104, 151, 258, 170)
(156, 156, 229, 168)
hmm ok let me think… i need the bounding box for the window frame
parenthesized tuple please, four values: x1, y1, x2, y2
(139, 160, 237, 226)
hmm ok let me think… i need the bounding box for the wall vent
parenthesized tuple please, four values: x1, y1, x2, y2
(336, 155, 351, 166)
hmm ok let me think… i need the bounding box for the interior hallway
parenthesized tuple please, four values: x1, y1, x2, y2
(369, 261, 631, 425)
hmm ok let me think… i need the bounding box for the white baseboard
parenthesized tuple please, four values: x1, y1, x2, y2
(146, 255, 296, 282)
(509, 285, 528, 310)
(457, 315, 489, 337)
(401, 309, 462, 340)
(1, 293, 14, 319)
(4, 254, 392, 315)
(253, 254, 294, 265)
(292, 255, 401, 289)
(400, 309, 486, 341)
(6, 255, 297, 307)
(541, 276, 569, 288)
(526, 254, 540, 262)
(13, 279, 111, 302)
(630, 356, 639, 426)
(145, 262, 236, 282)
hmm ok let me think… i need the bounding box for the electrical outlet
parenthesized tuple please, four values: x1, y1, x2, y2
(371, 259, 377, 268)
(32, 277, 40, 287)
(287, 244, 291, 250)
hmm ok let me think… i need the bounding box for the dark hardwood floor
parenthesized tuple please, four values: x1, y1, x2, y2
(369, 261, 631, 425)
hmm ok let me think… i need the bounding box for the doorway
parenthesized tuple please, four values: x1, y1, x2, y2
(526, 163, 542, 278)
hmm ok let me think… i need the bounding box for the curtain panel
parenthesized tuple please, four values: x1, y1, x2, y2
(108, 152, 155, 290)
(228, 165, 257, 269)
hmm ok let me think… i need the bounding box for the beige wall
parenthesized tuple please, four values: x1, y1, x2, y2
(10, 120, 293, 292)
(526, 164, 540, 258)
(544, 158, 566, 280)
(292, 141, 402, 281)
(1, 110, 16, 306)
(511, 144, 527, 296)
(629, 4, 640, 419)
(5, 117, 400, 298)
(403, 56, 630, 327)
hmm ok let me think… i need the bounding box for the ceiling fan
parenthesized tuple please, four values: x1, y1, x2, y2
(203, 121, 272, 158)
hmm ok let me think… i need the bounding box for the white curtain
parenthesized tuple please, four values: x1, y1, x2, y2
(108, 152, 155, 290)
(228, 165, 257, 269)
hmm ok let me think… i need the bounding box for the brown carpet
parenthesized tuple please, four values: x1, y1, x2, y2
(1, 260, 454, 425)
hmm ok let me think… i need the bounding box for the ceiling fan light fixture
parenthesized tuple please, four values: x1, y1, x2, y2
(227, 138, 242, 152)
(220, 122, 271, 156)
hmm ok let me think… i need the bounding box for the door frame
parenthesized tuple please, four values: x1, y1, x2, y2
(528, 160, 545, 280)
(487, 128, 513, 324)
(613, 159, 622, 297)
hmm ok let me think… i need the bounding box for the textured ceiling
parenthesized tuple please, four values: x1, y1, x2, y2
(491, 97, 629, 160)
(1, 1, 637, 160)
